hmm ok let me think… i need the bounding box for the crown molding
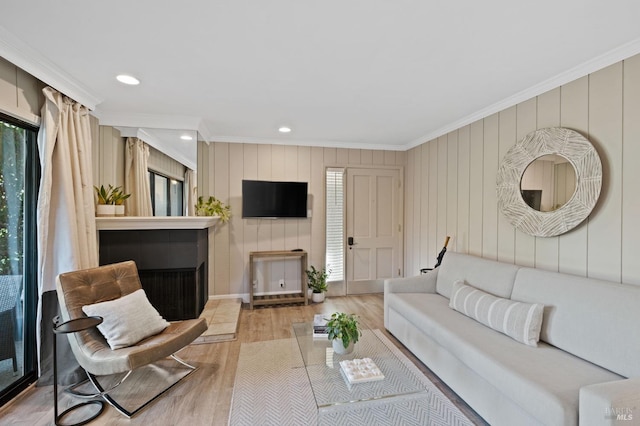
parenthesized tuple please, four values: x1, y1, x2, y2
(96, 110, 202, 131)
(205, 134, 407, 151)
(405, 37, 640, 150)
(116, 126, 197, 171)
(0, 25, 102, 110)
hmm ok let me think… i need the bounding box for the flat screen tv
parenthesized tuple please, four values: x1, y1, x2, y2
(242, 180, 308, 218)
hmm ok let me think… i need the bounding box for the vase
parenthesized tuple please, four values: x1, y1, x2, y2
(332, 339, 354, 355)
(311, 292, 325, 303)
(114, 205, 125, 216)
(96, 204, 116, 217)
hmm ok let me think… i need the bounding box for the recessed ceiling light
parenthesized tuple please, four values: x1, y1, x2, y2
(116, 74, 140, 85)
(278, 126, 292, 133)
(180, 135, 193, 141)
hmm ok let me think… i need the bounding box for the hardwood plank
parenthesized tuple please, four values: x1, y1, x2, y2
(514, 99, 537, 268)
(622, 55, 640, 285)
(468, 121, 484, 257)
(588, 62, 623, 282)
(497, 106, 516, 264)
(447, 132, 458, 252)
(558, 76, 590, 277)
(482, 114, 499, 260)
(534, 89, 560, 272)
(457, 126, 470, 254)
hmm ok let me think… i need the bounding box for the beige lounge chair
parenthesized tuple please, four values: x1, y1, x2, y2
(55, 260, 207, 417)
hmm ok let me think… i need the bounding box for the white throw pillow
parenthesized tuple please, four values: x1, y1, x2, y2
(449, 280, 544, 347)
(82, 289, 169, 350)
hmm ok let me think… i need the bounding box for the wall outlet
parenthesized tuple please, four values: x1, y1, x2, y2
(279, 279, 285, 288)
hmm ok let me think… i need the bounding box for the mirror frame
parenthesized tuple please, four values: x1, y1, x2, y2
(497, 127, 602, 237)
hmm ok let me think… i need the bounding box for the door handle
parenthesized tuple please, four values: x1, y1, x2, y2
(348, 237, 357, 249)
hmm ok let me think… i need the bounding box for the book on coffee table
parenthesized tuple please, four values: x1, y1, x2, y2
(339, 358, 385, 384)
(313, 314, 329, 338)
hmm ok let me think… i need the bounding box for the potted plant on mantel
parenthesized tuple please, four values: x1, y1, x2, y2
(94, 185, 131, 217)
(306, 265, 329, 303)
(111, 187, 131, 216)
(94, 184, 116, 217)
(195, 196, 231, 223)
(326, 312, 361, 355)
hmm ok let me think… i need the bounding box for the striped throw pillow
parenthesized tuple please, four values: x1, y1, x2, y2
(449, 280, 544, 347)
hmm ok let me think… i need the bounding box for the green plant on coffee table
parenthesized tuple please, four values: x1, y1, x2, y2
(325, 312, 361, 348)
(94, 184, 115, 205)
(195, 196, 231, 223)
(306, 265, 329, 293)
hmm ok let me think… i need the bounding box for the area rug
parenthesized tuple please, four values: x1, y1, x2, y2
(228, 330, 474, 426)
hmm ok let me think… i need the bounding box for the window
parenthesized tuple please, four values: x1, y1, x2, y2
(0, 115, 38, 405)
(325, 168, 344, 282)
(149, 170, 183, 216)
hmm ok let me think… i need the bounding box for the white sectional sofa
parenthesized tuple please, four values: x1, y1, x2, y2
(384, 252, 640, 426)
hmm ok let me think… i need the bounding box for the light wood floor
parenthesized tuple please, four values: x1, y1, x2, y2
(0, 294, 487, 425)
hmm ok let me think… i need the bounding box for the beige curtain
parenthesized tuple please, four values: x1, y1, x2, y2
(36, 86, 98, 383)
(125, 137, 153, 216)
(184, 168, 197, 216)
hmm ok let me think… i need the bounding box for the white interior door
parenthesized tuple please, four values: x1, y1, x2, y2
(346, 167, 402, 294)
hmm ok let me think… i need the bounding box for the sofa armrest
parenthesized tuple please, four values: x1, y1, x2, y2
(384, 269, 438, 330)
(384, 268, 439, 295)
(579, 378, 640, 426)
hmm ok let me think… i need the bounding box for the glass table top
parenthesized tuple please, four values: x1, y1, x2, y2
(291, 322, 427, 409)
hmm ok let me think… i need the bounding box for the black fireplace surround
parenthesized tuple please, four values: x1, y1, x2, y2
(98, 228, 208, 321)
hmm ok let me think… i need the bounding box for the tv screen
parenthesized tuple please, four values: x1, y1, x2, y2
(242, 180, 308, 218)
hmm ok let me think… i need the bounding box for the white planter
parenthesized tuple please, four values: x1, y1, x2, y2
(332, 339, 354, 355)
(114, 205, 125, 216)
(96, 204, 116, 217)
(307, 288, 313, 300)
(311, 292, 325, 303)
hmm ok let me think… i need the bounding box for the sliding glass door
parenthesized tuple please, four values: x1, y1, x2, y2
(0, 116, 38, 405)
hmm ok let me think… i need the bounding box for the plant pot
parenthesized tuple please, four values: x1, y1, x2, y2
(96, 204, 116, 217)
(114, 205, 125, 216)
(307, 288, 313, 300)
(311, 292, 325, 303)
(332, 339, 354, 355)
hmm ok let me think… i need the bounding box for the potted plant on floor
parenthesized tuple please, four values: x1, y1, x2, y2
(326, 312, 361, 355)
(306, 265, 329, 303)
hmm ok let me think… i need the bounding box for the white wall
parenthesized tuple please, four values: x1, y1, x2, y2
(405, 53, 640, 285)
(198, 142, 405, 298)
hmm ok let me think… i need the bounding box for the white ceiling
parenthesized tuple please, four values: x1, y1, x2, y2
(2, 1, 640, 151)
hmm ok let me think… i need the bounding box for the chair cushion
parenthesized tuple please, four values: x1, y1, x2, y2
(82, 289, 169, 350)
(449, 280, 544, 346)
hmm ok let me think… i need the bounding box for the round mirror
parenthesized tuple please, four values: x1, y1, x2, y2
(520, 154, 577, 212)
(497, 127, 602, 237)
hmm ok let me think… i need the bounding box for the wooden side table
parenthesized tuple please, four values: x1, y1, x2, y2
(52, 316, 105, 426)
(249, 250, 308, 309)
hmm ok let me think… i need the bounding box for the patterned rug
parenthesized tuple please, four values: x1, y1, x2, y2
(228, 330, 474, 426)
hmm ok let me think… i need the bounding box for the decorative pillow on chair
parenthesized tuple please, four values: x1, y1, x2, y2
(449, 280, 544, 347)
(82, 289, 169, 350)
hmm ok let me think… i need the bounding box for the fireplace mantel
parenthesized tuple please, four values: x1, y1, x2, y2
(95, 216, 220, 230)
(97, 216, 217, 321)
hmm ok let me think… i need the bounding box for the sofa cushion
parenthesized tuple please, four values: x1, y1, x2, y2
(82, 289, 169, 350)
(449, 280, 544, 346)
(386, 292, 622, 425)
(512, 268, 640, 379)
(436, 252, 521, 299)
